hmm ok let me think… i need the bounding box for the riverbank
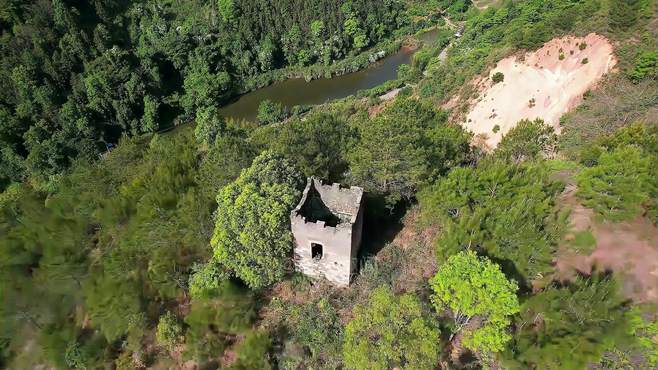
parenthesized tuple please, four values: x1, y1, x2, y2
(219, 28, 446, 121)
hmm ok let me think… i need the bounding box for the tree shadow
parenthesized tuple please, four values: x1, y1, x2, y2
(357, 194, 409, 264)
(476, 251, 532, 296)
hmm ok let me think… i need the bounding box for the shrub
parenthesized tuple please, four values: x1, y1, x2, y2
(496, 119, 558, 162)
(430, 251, 519, 353)
(343, 286, 441, 369)
(579, 42, 587, 50)
(576, 145, 656, 221)
(582, 58, 589, 64)
(492, 72, 504, 83)
(629, 51, 658, 82)
(257, 99, 287, 125)
(156, 312, 183, 349)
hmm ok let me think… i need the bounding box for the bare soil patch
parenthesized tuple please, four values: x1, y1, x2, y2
(555, 184, 658, 303)
(463, 33, 617, 149)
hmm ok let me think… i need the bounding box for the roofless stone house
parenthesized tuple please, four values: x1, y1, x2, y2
(290, 178, 365, 286)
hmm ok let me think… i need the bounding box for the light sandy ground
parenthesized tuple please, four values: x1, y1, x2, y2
(463, 33, 617, 149)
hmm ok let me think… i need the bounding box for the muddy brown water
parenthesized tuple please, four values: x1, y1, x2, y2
(218, 29, 441, 122)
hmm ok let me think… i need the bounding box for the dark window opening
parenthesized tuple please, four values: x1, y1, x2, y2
(311, 243, 323, 260)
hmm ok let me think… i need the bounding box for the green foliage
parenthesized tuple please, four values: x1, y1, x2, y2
(195, 106, 227, 144)
(576, 145, 656, 221)
(629, 50, 658, 82)
(431, 251, 519, 353)
(211, 151, 304, 288)
(503, 274, 637, 369)
(348, 98, 471, 206)
(0, 0, 409, 185)
(419, 160, 564, 282)
(496, 119, 557, 162)
(269, 112, 353, 181)
(64, 341, 87, 370)
(343, 286, 441, 370)
(156, 312, 183, 349)
(492, 71, 504, 83)
(609, 0, 641, 30)
(184, 280, 257, 364)
(257, 100, 287, 125)
(279, 298, 343, 369)
(228, 331, 272, 370)
(198, 129, 258, 200)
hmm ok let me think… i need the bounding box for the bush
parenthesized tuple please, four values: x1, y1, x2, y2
(629, 51, 658, 82)
(492, 72, 504, 83)
(582, 58, 589, 64)
(257, 100, 287, 125)
(156, 312, 183, 349)
(496, 119, 558, 162)
(343, 286, 441, 369)
(576, 145, 656, 221)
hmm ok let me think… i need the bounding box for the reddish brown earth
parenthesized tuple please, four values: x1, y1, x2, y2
(556, 184, 658, 303)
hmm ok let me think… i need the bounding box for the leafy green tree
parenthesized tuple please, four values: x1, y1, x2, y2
(503, 274, 637, 369)
(198, 131, 258, 200)
(182, 47, 233, 115)
(272, 112, 353, 181)
(257, 100, 286, 125)
(279, 298, 342, 369)
(492, 71, 504, 83)
(156, 312, 183, 349)
(218, 0, 235, 22)
(609, 0, 641, 30)
(342, 286, 441, 370)
(184, 280, 256, 364)
(576, 145, 656, 221)
(194, 106, 226, 144)
(419, 160, 564, 282)
(629, 51, 658, 82)
(431, 251, 519, 353)
(211, 151, 304, 288)
(496, 119, 557, 163)
(349, 98, 470, 206)
(228, 331, 272, 370)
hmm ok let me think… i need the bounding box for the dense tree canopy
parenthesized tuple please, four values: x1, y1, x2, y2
(211, 151, 304, 288)
(503, 274, 637, 369)
(419, 160, 564, 283)
(431, 251, 519, 353)
(349, 97, 471, 206)
(496, 119, 557, 163)
(0, 0, 412, 191)
(342, 285, 441, 370)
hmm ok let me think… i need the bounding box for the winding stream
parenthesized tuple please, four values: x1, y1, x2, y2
(218, 29, 441, 121)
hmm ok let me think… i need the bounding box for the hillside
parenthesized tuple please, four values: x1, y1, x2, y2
(1, 0, 657, 369)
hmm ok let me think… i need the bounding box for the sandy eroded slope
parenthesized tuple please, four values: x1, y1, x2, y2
(463, 33, 616, 148)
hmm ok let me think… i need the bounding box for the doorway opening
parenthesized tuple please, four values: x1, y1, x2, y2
(311, 243, 323, 260)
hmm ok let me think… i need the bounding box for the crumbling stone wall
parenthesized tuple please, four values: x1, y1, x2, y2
(291, 178, 364, 286)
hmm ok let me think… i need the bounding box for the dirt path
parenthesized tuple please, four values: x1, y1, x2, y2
(462, 33, 616, 149)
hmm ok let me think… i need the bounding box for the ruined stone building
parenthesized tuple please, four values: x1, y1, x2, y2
(290, 178, 365, 286)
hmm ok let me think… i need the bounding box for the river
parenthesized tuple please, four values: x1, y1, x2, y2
(218, 29, 441, 122)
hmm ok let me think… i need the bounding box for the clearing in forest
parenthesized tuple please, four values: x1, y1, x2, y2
(463, 33, 616, 148)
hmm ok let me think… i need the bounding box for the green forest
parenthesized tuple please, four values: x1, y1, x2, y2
(1, 0, 657, 369)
